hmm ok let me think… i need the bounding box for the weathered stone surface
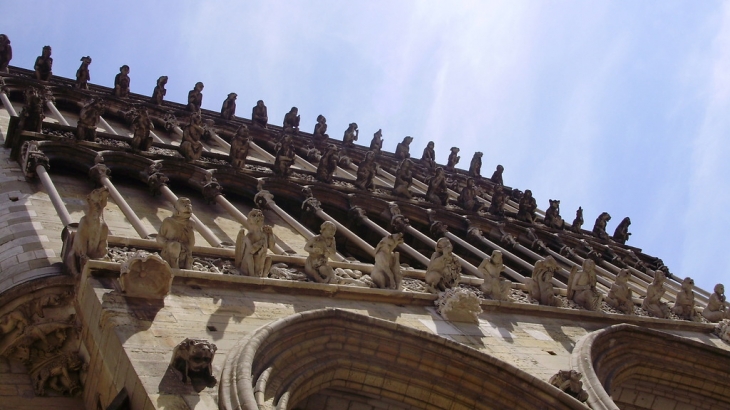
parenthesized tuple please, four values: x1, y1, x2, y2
(119, 250, 173, 298)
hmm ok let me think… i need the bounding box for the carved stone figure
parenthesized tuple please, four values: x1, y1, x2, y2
(75, 56, 91, 90)
(188, 82, 204, 112)
(220, 92, 237, 120)
(32, 352, 85, 396)
(469, 152, 483, 177)
(113, 65, 130, 98)
(312, 114, 329, 147)
(592, 212, 611, 240)
(283, 107, 300, 130)
(673, 277, 701, 321)
(229, 125, 250, 169)
(488, 185, 506, 216)
(0, 310, 29, 335)
(490, 165, 504, 186)
(425, 167, 449, 205)
(424, 238, 461, 293)
(549, 370, 588, 403)
(571, 207, 584, 233)
(76, 98, 106, 141)
(642, 270, 670, 318)
(479, 250, 511, 301)
(370, 129, 383, 153)
(392, 159, 414, 199)
(354, 151, 377, 191)
(343, 123, 358, 147)
(613, 216, 631, 244)
(421, 141, 436, 170)
(170, 338, 217, 385)
(252, 100, 268, 128)
(568, 259, 603, 311)
(459, 178, 483, 212)
(304, 221, 337, 283)
(34, 46, 53, 81)
(516, 189, 537, 224)
(151, 75, 168, 105)
(371, 233, 404, 289)
(157, 198, 195, 269)
(119, 250, 174, 298)
(0, 34, 11, 73)
(130, 107, 154, 151)
(543, 199, 565, 229)
(605, 269, 633, 314)
(234, 209, 275, 277)
(316, 144, 339, 183)
(528, 256, 559, 306)
(180, 113, 205, 162)
(273, 130, 296, 176)
(702, 284, 729, 322)
(436, 288, 482, 323)
(446, 147, 460, 170)
(65, 187, 109, 275)
(395, 136, 413, 160)
(19, 87, 45, 133)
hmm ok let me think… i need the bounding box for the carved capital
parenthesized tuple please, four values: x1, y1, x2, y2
(202, 180, 223, 204)
(429, 221, 448, 238)
(146, 163, 168, 196)
(254, 189, 274, 209)
(348, 206, 367, 224)
(20, 141, 49, 178)
(467, 226, 484, 241)
(119, 250, 174, 299)
(302, 196, 322, 214)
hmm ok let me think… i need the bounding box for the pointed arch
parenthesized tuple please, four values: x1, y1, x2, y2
(220, 308, 586, 410)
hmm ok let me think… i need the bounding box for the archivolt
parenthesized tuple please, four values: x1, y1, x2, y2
(572, 324, 730, 410)
(219, 308, 586, 410)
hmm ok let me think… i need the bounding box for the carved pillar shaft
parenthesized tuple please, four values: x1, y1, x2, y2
(100, 177, 153, 239)
(442, 231, 528, 282)
(0, 91, 18, 116)
(314, 209, 375, 257)
(257, 192, 345, 261)
(98, 117, 118, 135)
(37, 166, 73, 227)
(46, 101, 70, 126)
(159, 185, 222, 247)
(405, 225, 481, 277)
(213, 195, 285, 255)
(471, 231, 556, 284)
(356, 215, 430, 266)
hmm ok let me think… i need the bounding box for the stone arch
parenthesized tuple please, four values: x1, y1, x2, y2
(571, 324, 730, 410)
(220, 308, 586, 410)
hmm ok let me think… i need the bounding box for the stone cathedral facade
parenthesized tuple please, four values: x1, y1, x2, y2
(0, 42, 729, 410)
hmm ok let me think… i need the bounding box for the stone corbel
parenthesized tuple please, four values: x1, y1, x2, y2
(119, 250, 174, 299)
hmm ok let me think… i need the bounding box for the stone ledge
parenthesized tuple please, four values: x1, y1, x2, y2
(84, 260, 716, 333)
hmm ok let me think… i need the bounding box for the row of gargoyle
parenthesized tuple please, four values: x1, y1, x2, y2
(64, 185, 729, 324)
(11, 41, 636, 245)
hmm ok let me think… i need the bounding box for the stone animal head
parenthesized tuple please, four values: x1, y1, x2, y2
(247, 209, 265, 229)
(87, 187, 109, 211)
(576, 207, 583, 217)
(375, 232, 404, 254)
(402, 136, 413, 145)
(490, 250, 503, 265)
(548, 199, 560, 211)
(681, 277, 694, 291)
(616, 269, 630, 284)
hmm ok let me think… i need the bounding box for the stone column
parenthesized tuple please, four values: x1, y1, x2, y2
(20, 143, 72, 226)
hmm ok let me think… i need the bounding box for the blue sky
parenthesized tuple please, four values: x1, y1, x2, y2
(3, 1, 729, 292)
